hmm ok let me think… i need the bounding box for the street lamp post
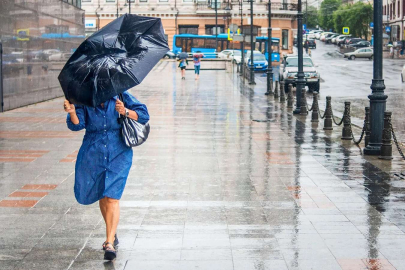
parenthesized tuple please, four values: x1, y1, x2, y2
(265, 0, 273, 95)
(240, 0, 244, 76)
(117, 0, 119, 17)
(364, 0, 387, 155)
(294, 0, 305, 114)
(215, 0, 218, 50)
(249, 0, 255, 84)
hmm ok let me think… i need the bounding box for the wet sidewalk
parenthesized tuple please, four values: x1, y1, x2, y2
(1, 61, 405, 270)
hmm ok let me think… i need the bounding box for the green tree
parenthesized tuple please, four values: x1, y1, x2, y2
(319, 0, 342, 31)
(332, 2, 373, 38)
(333, 5, 349, 34)
(304, 6, 319, 29)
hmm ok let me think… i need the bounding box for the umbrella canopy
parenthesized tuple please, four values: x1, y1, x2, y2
(178, 52, 188, 59)
(58, 14, 169, 107)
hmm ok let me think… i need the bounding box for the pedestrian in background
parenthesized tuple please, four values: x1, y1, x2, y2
(64, 91, 149, 260)
(390, 45, 394, 59)
(178, 58, 188, 80)
(193, 53, 203, 80)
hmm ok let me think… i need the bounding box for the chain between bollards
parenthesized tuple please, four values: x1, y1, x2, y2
(287, 84, 294, 108)
(389, 114, 405, 160)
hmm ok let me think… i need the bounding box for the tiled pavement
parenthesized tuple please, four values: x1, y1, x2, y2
(1, 61, 405, 270)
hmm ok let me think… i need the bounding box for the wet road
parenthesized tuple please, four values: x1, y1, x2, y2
(0, 61, 405, 269)
(310, 42, 405, 142)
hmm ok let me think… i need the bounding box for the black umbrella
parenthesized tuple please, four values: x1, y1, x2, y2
(178, 52, 188, 59)
(58, 14, 169, 107)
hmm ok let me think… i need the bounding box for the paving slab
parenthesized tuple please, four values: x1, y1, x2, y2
(0, 61, 404, 269)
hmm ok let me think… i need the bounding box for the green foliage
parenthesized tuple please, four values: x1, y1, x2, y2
(319, 0, 342, 31)
(304, 5, 319, 29)
(330, 2, 373, 38)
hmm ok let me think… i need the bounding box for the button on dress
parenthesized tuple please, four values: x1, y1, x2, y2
(66, 91, 149, 205)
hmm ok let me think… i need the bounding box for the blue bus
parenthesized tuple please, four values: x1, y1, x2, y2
(172, 34, 280, 62)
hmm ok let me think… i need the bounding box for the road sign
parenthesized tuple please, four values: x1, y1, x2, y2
(342, 27, 350, 35)
(17, 29, 29, 41)
(386, 26, 391, 33)
(370, 22, 374, 29)
(303, 24, 307, 31)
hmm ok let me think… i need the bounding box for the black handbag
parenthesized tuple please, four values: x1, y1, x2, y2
(117, 93, 150, 147)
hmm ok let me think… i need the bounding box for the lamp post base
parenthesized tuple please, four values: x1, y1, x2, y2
(363, 143, 382, 155)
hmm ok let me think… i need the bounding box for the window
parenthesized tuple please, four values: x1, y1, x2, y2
(183, 0, 193, 2)
(282, 29, 288, 50)
(106, 0, 115, 2)
(159, 0, 169, 2)
(179, 25, 199, 34)
(139, 0, 148, 2)
(242, 25, 259, 36)
(175, 37, 184, 47)
(82, 0, 91, 2)
(193, 38, 205, 47)
(272, 41, 280, 53)
(205, 39, 216, 48)
(205, 25, 225, 35)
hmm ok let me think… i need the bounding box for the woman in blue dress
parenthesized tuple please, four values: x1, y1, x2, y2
(64, 91, 149, 260)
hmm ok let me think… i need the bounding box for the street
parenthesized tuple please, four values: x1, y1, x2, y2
(1, 60, 405, 269)
(309, 41, 405, 140)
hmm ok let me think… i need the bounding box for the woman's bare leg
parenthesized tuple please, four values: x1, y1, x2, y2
(104, 197, 120, 247)
(181, 69, 185, 78)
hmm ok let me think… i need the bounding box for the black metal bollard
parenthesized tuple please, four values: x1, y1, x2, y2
(323, 96, 333, 130)
(274, 80, 279, 99)
(287, 84, 294, 108)
(379, 112, 393, 160)
(341, 102, 352, 140)
(311, 93, 319, 122)
(279, 81, 286, 103)
(300, 89, 307, 115)
(365, 107, 370, 147)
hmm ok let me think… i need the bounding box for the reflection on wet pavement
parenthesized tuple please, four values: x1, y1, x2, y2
(0, 60, 404, 269)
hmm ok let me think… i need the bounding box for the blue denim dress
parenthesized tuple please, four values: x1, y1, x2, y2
(66, 91, 149, 205)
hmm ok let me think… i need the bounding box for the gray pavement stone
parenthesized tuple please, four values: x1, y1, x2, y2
(1, 61, 405, 269)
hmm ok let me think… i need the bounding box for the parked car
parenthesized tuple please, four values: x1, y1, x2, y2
(10, 51, 24, 63)
(280, 56, 320, 92)
(308, 30, 322, 39)
(229, 50, 242, 64)
(325, 34, 339, 44)
(306, 39, 316, 49)
(345, 38, 364, 47)
(43, 49, 61, 61)
(332, 35, 346, 44)
(245, 53, 268, 71)
(218, 50, 232, 59)
(163, 51, 176, 59)
(336, 35, 351, 46)
(402, 64, 405, 82)
(320, 32, 334, 41)
(315, 31, 326, 39)
(349, 41, 371, 48)
(48, 52, 72, 61)
(344, 47, 373, 60)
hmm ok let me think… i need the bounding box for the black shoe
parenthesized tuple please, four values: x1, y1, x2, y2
(104, 242, 117, 261)
(102, 234, 119, 250)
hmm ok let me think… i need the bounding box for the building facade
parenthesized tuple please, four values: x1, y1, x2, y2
(383, 0, 405, 41)
(0, 0, 85, 111)
(82, 0, 298, 54)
